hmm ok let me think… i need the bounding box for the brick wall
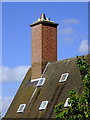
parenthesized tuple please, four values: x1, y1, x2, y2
(31, 24, 42, 79)
(42, 25, 57, 62)
(31, 23, 57, 79)
(31, 24, 42, 64)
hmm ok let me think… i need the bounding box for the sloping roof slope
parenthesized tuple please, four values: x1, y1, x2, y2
(4, 54, 89, 119)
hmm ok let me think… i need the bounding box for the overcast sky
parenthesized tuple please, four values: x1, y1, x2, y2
(1, 1, 88, 117)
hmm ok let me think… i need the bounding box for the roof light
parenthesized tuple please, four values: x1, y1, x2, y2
(85, 74, 87, 77)
(59, 73, 69, 83)
(36, 78, 45, 87)
(39, 101, 48, 111)
(64, 98, 71, 108)
(17, 104, 26, 113)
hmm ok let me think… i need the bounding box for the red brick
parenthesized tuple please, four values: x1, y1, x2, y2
(31, 23, 58, 79)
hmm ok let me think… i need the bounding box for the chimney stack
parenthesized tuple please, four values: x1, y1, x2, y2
(30, 13, 59, 79)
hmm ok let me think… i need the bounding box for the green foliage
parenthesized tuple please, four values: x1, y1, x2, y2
(54, 56, 90, 120)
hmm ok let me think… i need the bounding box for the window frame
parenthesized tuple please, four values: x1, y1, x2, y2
(39, 101, 48, 111)
(17, 104, 26, 113)
(36, 78, 45, 87)
(59, 73, 69, 83)
(64, 98, 71, 108)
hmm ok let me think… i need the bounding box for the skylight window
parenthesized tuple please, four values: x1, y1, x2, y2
(37, 78, 45, 87)
(39, 101, 48, 111)
(17, 104, 26, 113)
(64, 98, 71, 108)
(85, 74, 87, 77)
(59, 73, 69, 83)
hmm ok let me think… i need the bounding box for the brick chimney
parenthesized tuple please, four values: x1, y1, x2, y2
(30, 13, 59, 79)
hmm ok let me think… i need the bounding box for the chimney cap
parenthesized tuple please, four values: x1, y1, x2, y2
(46, 18, 50, 21)
(30, 13, 59, 27)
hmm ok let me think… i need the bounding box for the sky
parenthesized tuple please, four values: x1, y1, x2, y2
(0, 1, 89, 118)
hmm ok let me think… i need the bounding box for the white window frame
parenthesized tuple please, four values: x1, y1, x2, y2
(59, 73, 69, 83)
(39, 101, 48, 111)
(85, 74, 87, 77)
(17, 104, 26, 113)
(31, 78, 41, 83)
(36, 78, 45, 87)
(64, 98, 71, 108)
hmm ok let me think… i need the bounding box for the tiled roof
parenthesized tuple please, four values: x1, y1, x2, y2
(4, 54, 89, 119)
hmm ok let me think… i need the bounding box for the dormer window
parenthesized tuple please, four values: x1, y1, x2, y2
(59, 73, 69, 83)
(64, 98, 71, 107)
(17, 104, 26, 113)
(37, 78, 45, 87)
(39, 101, 48, 111)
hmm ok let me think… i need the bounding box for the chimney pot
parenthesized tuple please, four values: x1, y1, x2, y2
(40, 13, 46, 20)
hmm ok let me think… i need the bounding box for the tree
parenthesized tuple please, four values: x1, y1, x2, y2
(54, 56, 90, 120)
